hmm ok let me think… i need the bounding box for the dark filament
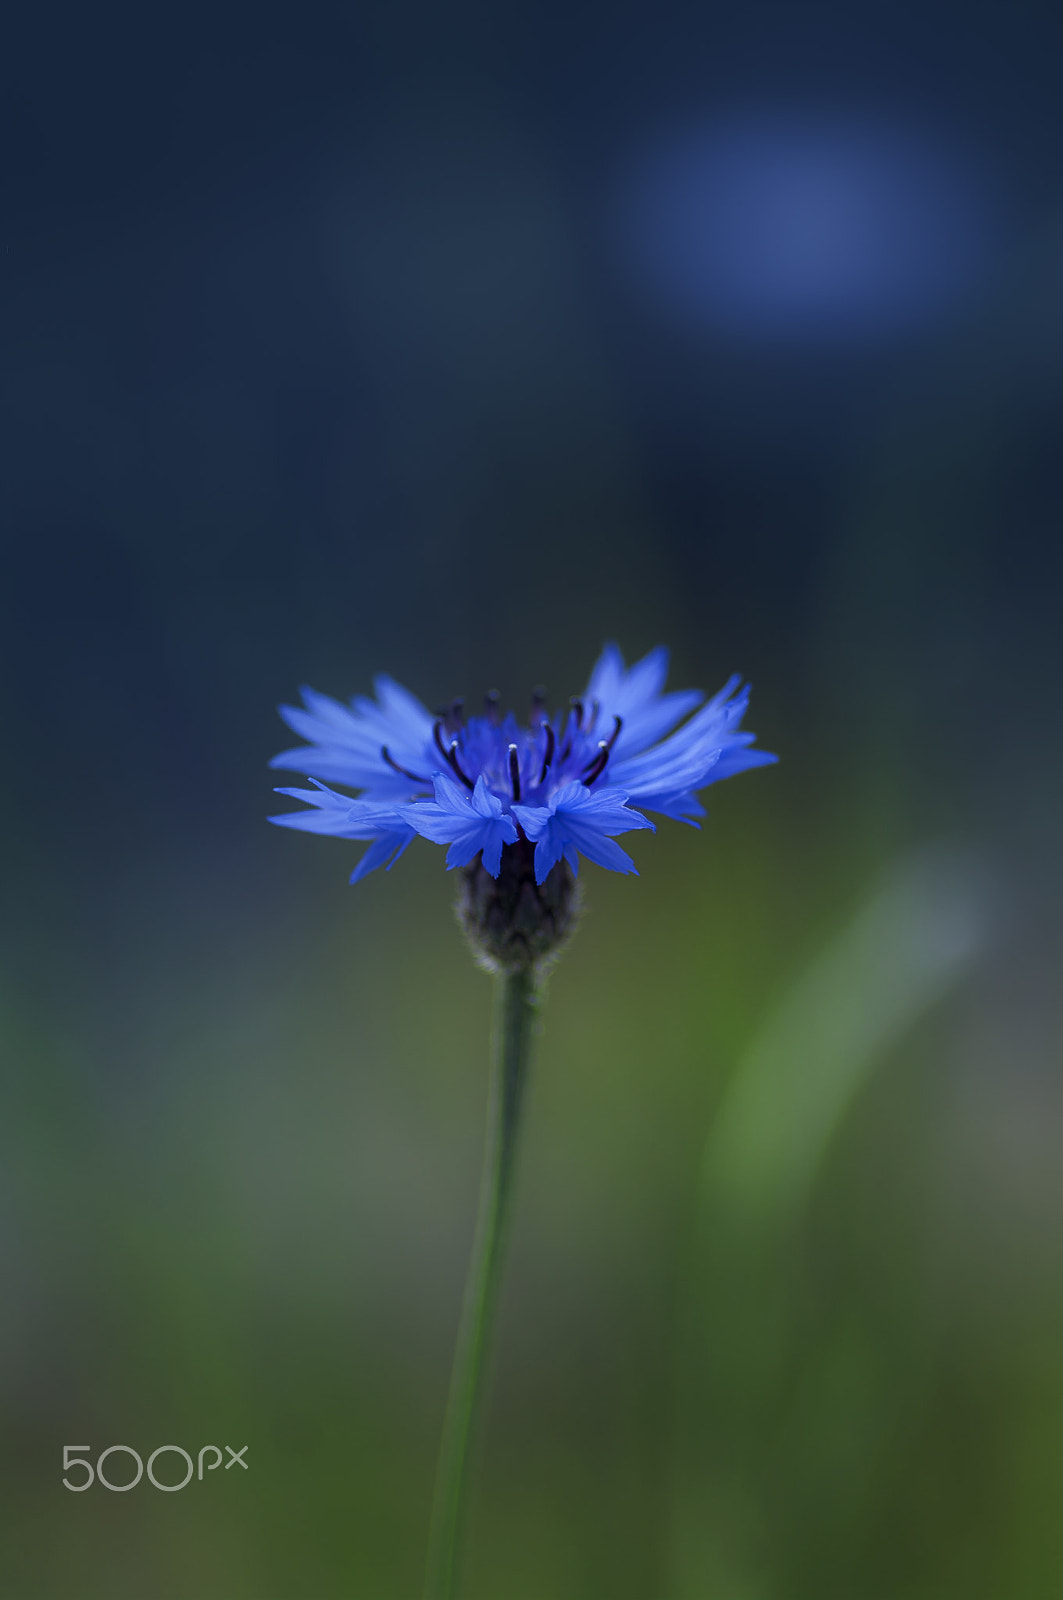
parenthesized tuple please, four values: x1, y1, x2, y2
(484, 689, 501, 724)
(434, 720, 475, 789)
(538, 722, 555, 783)
(381, 746, 430, 785)
(508, 743, 522, 802)
(530, 686, 547, 727)
(437, 699, 465, 735)
(582, 721, 620, 785)
(557, 699, 581, 763)
(582, 742, 610, 786)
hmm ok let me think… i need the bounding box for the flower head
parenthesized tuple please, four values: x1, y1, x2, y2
(270, 644, 774, 890)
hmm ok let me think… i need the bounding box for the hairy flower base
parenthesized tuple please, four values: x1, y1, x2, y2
(457, 839, 582, 973)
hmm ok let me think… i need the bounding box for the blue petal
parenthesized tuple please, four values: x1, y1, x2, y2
(269, 745, 428, 795)
(444, 832, 490, 871)
(406, 776, 517, 872)
(511, 803, 551, 841)
(707, 747, 779, 782)
(607, 671, 775, 815)
(405, 804, 462, 845)
(584, 644, 703, 757)
(551, 782, 655, 835)
(271, 675, 436, 795)
(634, 791, 707, 825)
(561, 825, 639, 875)
(531, 826, 565, 885)
(481, 824, 506, 877)
(470, 774, 507, 819)
(269, 784, 408, 839)
(519, 782, 652, 882)
(349, 829, 415, 883)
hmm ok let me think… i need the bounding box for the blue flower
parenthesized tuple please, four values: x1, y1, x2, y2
(270, 644, 775, 884)
(268, 779, 416, 882)
(512, 782, 655, 884)
(406, 775, 519, 876)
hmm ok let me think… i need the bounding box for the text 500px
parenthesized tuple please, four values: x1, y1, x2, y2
(62, 1444, 248, 1491)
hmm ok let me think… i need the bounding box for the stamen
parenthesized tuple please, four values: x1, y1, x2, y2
(448, 740, 474, 788)
(530, 686, 547, 727)
(436, 698, 465, 735)
(484, 689, 501, 724)
(434, 720, 475, 789)
(558, 698, 582, 762)
(508, 743, 521, 802)
(381, 746, 430, 785)
(446, 741, 474, 789)
(575, 715, 622, 785)
(582, 741, 610, 786)
(538, 722, 555, 783)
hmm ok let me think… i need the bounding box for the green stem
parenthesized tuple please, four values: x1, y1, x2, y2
(424, 965, 539, 1600)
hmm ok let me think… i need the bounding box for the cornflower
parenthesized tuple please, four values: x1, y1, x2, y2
(269, 643, 774, 1597)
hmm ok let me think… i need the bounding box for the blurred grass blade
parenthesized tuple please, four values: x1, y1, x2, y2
(703, 845, 988, 1227)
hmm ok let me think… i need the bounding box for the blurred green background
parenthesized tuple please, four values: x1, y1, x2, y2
(3, 1, 1063, 1596)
